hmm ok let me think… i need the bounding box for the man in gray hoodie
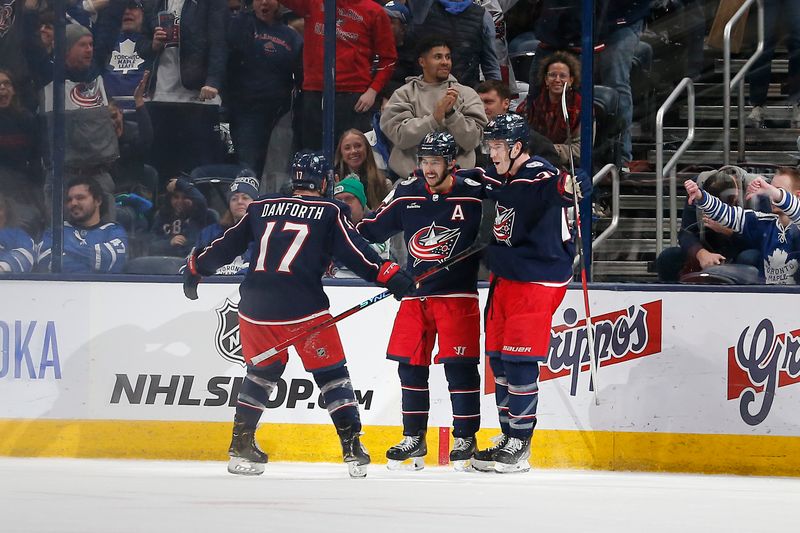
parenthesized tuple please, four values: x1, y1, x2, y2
(380, 36, 487, 179)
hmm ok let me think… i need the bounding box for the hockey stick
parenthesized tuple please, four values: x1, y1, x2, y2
(561, 82, 600, 405)
(250, 233, 491, 366)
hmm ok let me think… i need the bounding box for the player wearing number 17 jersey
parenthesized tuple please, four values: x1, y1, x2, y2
(184, 151, 414, 478)
(356, 132, 484, 471)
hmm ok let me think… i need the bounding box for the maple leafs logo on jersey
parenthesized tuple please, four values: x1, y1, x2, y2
(109, 39, 144, 74)
(493, 205, 515, 245)
(408, 222, 461, 266)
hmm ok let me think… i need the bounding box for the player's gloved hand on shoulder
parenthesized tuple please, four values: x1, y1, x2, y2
(377, 261, 415, 300)
(454, 167, 487, 182)
(564, 169, 593, 200)
(183, 252, 202, 300)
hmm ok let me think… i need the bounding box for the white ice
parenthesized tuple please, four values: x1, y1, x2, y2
(1, 458, 798, 533)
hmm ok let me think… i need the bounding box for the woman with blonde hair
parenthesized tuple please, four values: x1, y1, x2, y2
(334, 129, 391, 209)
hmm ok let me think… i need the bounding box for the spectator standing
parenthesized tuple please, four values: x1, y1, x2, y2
(136, 0, 228, 182)
(746, 0, 800, 128)
(0, 192, 36, 273)
(383, 1, 410, 49)
(101, 0, 150, 110)
(37, 176, 128, 273)
(381, 37, 488, 180)
(393, 0, 501, 89)
(365, 81, 401, 181)
(333, 129, 390, 209)
(0, 68, 42, 206)
(195, 173, 259, 274)
(150, 176, 213, 257)
(110, 71, 156, 198)
(527, 51, 581, 168)
(280, 0, 397, 151)
(0, 0, 37, 110)
(227, 0, 302, 179)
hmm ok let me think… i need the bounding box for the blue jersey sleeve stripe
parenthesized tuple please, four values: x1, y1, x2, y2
(334, 210, 379, 272)
(698, 190, 745, 233)
(775, 188, 800, 226)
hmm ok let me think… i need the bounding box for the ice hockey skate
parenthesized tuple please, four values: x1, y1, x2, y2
(449, 436, 476, 471)
(227, 418, 268, 476)
(493, 437, 531, 473)
(386, 432, 427, 471)
(339, 427, 371, 478)
(471, 433, 509, 472)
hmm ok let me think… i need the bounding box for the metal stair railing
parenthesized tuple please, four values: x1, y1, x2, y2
(723, 0, 765, 165)
(656, 77, 695, 255)
(573, 164, 619, 280)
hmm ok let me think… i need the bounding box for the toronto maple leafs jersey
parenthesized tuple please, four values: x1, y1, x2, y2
(485, 156, 577, 284)
(103, 32, 149, 109)
(356, 175, 484, 297)
(0, 228, 36, 273)
(195, 194, 387, 321)
(37, 222, 128, 273)
(697, 189, 800, 284)
(196, 223, 253, 275)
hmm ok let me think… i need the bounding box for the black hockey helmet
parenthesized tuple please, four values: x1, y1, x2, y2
(418, 131, 458, 165)
(483, 113, 529, 152)
(291, 150, 330, 193)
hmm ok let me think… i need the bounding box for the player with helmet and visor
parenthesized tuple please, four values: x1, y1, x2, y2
(471, 113, 592, 473)
(183, 151, 415, 478)
(357, 132, 485, 471)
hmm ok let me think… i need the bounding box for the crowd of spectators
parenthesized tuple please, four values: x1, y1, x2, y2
(9, 0, 788, 279)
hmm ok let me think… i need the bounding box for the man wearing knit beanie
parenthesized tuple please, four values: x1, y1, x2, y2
(65, 24, 93, 71)
(334, 177, 368, 223)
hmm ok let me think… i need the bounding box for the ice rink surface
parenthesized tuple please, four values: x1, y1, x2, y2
(1, 458, 798, 533)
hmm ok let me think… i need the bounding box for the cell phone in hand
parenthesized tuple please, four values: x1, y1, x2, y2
(157, 11, 177, 43)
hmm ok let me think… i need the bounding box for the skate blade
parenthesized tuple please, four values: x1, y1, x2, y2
(470, 458, 496, 473)
(227, 457, 266, 476)
(494, 460, 530, 474)
(347, 461, 368, 478)
(386, 457, 425, 471)
(451, 459, 474, 472)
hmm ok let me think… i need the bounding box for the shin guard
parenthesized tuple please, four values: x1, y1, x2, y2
(489, 357, 510, 435)
(313, 366, 361, 433)
(398, 363, 430, 436)
(504, 360, 540, 440)
(444, 363, 481, 438)
(236, 363, 285, 429)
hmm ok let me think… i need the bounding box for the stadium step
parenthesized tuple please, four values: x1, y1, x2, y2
(662, 127, 800, 146)
(647, 149, 799, 166)
(680, 104, 798, 122)
(691, 82, 787, 100)
(714, 58, 788, 74)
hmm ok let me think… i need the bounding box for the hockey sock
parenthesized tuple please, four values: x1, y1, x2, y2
(504, 360, 540, 440)
(312, 366, 361, 433)
(398, 363, 430, 436)
(488, 356, 510, 435)
(236, 363, 285, 430)
(444, 363, 481, 438)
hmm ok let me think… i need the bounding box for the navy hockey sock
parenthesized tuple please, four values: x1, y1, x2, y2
(313, 366, 361, 433)
(489, 357, 510, 435)
(504, 360, 540, 440)
(444, 363, 481, 438)
(398, 363, 430, 436)
(236, 363, 286, 430)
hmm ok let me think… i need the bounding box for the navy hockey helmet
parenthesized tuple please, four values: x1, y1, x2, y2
(291, 150, 330, 193)
(483, 113, 529, 152)
(418, 131, 458, 164)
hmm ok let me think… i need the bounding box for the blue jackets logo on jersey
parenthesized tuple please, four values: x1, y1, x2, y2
(408, 222, 461, 266)
(215, 299, 245, 366)
(493, 205, 515, 245)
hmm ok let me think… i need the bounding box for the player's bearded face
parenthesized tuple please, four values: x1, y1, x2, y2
(420, 156, 449, 188)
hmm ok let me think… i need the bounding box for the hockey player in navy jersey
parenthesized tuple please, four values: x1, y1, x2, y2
(357, 132, 484, 471)
(183, 151, 414, 478)
(471, 113, 591, 473)
(684, 167, 800, 284)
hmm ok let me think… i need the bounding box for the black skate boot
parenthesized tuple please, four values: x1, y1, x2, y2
(227, 417, 268, 476)
(471, 433, 509, 472)
(493, 436, 531, 473)
(449, 435, 477, 471)
(386, 431, 427, 471)
(338, 426, 371, 478)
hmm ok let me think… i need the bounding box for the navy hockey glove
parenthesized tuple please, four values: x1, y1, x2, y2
(377, 261, 415, 300)
(183, 253, 202, 300)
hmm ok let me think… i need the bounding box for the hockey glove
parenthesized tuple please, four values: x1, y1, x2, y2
(563, 169, 593, 200)
(377, 261, 415, 300)
(183, 252, 202, 300)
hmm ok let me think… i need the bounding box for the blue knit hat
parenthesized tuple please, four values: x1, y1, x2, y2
(228, 173, 260, 201)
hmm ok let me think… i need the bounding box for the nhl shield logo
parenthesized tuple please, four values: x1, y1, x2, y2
(215, 299, 245, 366)
(408, 222, 461, 266)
